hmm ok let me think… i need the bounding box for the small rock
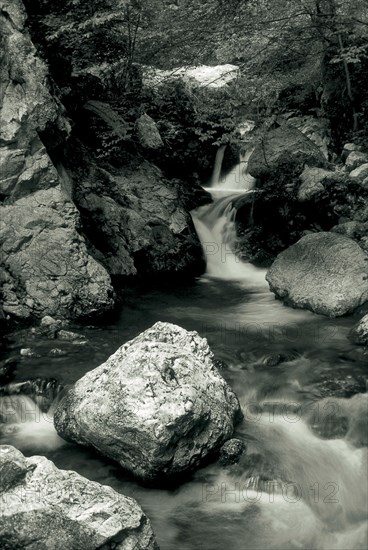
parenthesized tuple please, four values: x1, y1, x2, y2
(349, 163, 368, 183)
(57, 330, 85, 342)
(49, 348, 68, 357)
(349, 314, 368, 345)
(345, 151, 368, 171)
(219, 438, 245, 465)
(342, 143, 362, 162)
(20, 348, 34, 357)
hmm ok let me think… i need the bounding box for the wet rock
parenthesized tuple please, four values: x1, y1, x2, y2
(219, 438, 245, 465)
(136, 113, 163, 150)
(261, 351, 300, 367)
(54, 322, 242, 483)
(49, 348, 68, 357)
(345, 151, 368, 171)
(266, 232, 368, 317)
(57, 329, 86, 342)
(33, 315, 64, 339)
(20, 348, 34, 357)
(0, 445, 158, 549)
(349, 163, 368, 183)
(350, 314, 368, 346)
(248, 126, 328, 180)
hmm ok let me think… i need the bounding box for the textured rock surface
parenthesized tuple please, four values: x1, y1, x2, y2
(345, 151, 368, 171)
(54, 322, 242, 483)
(0, 0, 114, 321)
(331, 221, 368, 252)
(297, 165, 334, 201)
(0, 187, 114, 319)
(136, 113, 163, 150)
(73, 161, 205, 277)
(0, 445, 158, 549)
(0, 0, 69, 200)
(286, 116, 331, 159)
(350, 314, 368, 345)
(349, 163, 368, 183)
(248, 125, 328, 179)
(266, 232, 368, 317)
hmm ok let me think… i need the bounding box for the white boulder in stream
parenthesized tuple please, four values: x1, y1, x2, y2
(266, 232, 368, 317)
(54, 322, 242, 483)
(0, 445, 158, 549)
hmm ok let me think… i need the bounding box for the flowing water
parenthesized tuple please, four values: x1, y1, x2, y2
(0, 155, 367, 549)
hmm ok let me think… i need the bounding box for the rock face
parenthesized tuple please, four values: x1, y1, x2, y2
(1, 187, 114, 319)
(0, 0, 114, 320)
(54, 322, 242, 483)
(0, 445, 158, 549)
(266, 232, 368, 317)
(248, 125, 328, 180)
(72, 161, 205, 277)
(350, 314, 368, 345)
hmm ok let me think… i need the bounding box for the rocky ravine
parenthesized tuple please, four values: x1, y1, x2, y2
(0, 0, 114, 321)
(0, 0, 206, 323)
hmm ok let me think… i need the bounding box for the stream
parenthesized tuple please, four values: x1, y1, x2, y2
(1, 157, 367, 550)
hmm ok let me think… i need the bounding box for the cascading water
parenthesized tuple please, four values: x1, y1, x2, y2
(192, 145, 266, 284)
(0, 137, 367, 549)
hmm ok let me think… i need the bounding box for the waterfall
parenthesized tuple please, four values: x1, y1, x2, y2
(192, 145, 266, 285)
(0, 381, 66, 452)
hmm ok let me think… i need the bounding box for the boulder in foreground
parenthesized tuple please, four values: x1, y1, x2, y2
(54, 322, 242, 483)
(266, 233, 368, 317)
(0, 445, 158, 549)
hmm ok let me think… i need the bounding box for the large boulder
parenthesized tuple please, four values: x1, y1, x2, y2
(54, 322, 242, 483)
(0, 187, 114, 319)
(266, 232, 368, 317)
(0, 445, 158, 549)
(248, 125, 328, 180)
(72, 161, 205, 277)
